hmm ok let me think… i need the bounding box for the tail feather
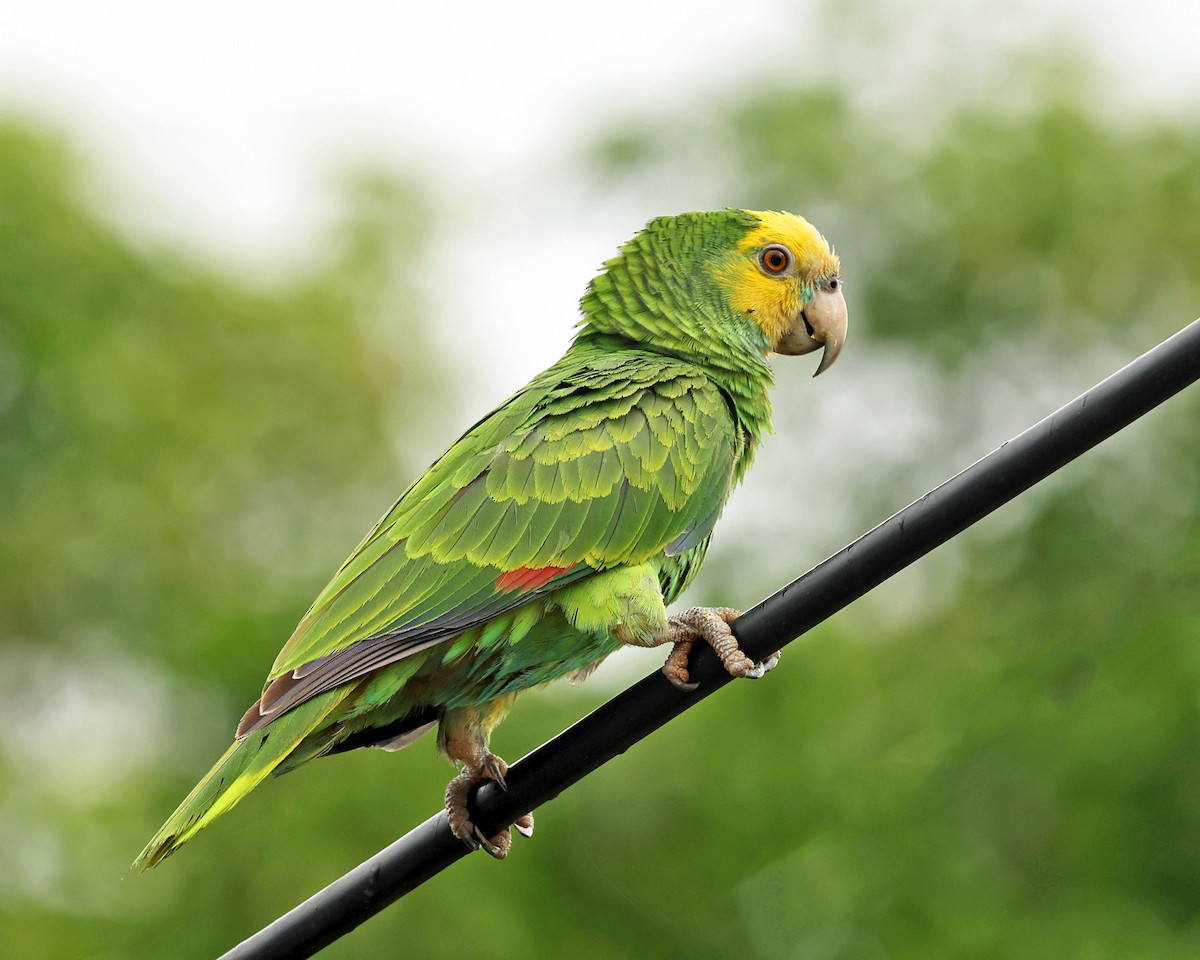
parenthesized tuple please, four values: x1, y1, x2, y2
(133, 689, 349, 871)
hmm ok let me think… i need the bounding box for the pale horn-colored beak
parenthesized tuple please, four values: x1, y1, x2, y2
(776, 280, 848, 376)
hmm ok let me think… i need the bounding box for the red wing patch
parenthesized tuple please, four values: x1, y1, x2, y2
(496, 563, 577, 593)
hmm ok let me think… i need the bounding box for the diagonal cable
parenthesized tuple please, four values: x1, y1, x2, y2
(219, 318, 1200, 960)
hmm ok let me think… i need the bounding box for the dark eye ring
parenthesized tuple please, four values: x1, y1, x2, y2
(758, 244, 793, 276)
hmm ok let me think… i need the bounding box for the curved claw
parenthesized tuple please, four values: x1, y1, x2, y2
(472, 825, 512, 860)
(667, 675, 700, 693)
(487, 756, 509, 791)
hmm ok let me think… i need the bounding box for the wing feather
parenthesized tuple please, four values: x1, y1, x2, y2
(244, 350, 742, 733)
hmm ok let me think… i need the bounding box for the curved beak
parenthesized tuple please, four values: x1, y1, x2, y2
(776, 282, 848, 376)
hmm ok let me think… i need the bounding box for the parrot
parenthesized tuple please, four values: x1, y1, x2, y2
(134, 208, 846, 868)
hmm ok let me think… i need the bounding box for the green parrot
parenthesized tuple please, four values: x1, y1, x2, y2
(135, 208, 846, 867)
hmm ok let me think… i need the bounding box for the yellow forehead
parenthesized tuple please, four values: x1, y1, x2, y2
(714, 210, 839, 346)
(739, 210, 839, 277)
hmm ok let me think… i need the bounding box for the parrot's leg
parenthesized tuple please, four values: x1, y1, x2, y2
(441, 706, 534, 860)
(660, 606, 781, 692)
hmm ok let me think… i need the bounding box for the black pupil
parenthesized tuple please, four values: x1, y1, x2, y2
(766, 249, 785, 270)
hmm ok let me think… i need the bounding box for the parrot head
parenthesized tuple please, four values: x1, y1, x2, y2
(580, 209, 846, 376)
(714, 209, 846, 375)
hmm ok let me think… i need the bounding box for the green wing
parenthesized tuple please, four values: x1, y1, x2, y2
(241, 349, 740, 733)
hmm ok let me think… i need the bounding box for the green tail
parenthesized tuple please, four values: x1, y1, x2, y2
(133, 689, 348, 870)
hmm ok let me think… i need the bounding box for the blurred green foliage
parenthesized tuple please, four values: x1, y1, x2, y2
(0, 123, 452, 957)
(2, 49, 1200, 960)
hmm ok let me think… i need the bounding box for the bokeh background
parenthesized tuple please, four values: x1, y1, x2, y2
(3, 2, 1200, 957)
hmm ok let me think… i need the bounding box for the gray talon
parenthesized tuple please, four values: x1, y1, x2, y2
(473, 825, 509, 859)
(666, 672, 700, 693)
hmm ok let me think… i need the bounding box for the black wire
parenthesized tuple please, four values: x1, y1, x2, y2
(219, 318, 1200, 960)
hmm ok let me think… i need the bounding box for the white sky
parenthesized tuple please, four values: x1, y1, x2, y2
(4, 1, 1198, 251)
(1, 1, 817, 258)
(3, 0, 1198, 393)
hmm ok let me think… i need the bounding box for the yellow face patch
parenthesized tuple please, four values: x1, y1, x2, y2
(714, 210, 840, 348)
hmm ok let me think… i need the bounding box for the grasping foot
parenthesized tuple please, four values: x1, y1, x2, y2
(660, 606, 781, 692)
(444, 752, 535, 859)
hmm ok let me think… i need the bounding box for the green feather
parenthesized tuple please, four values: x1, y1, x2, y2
(133, 689, 351, 869)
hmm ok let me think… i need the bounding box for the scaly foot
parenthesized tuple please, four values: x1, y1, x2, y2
(444, 752, 535, 859)
(660, 606, 780, 691)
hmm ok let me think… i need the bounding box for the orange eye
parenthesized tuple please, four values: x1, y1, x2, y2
(758, 244, 792, 276)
